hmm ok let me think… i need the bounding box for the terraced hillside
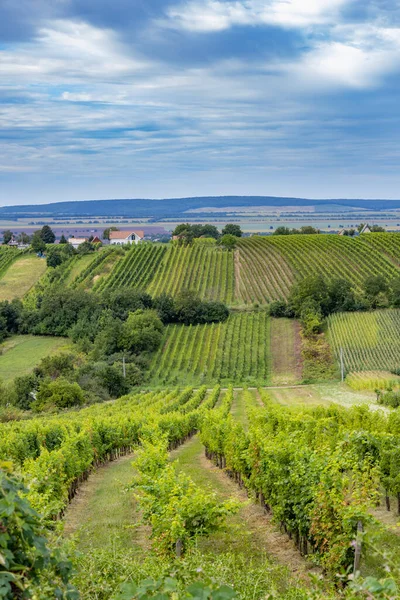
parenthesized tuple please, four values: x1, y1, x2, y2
(149, 311, 270, 386)
(328, 309, 400, 374)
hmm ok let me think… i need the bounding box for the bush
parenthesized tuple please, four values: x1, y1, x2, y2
(33, 378, 85, 411)
(121, 310, 164, 354)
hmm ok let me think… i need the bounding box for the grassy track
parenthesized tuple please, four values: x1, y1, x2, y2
(270, 318, 302, 385)
(0, 255, 47, 300)
(63, 454, 145, 551)
(171, 435, 313, 577)
(0, 335, 68, 381)
(149, 312, 271, 386)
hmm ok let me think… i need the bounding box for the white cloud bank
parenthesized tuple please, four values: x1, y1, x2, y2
(166, 0, 349, 32)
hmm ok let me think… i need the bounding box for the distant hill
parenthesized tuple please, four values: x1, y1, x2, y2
(1, 196, 400, 219)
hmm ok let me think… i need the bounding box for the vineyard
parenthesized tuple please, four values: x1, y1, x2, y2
(95, 244, 167, 292)
(3, 384, 400, 598)
(148, 311, 271, 386)
(0, 246, 24, 278)
(328, 309, 400, 374)
(148, 244, 235, 303)
(236, 234, 400, 303)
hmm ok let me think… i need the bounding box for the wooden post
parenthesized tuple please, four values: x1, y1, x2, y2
(353, 521, 363, 574)
(175, 538, 183, 558)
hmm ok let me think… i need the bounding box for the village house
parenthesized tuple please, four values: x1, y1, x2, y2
(109, 230, 144, 245)
(68, 237, 88, 249)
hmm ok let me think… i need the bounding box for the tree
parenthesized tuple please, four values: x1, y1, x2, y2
(31, 232, 46, 253)
(59, 234, 67, 244)
(299, 226, 320, 235)
(13, 374, 38, 410)
(222, 224, 242, 237)
(39, 225, 56, 244)
(103, 227, 119, 240)
(154, 293, 176, 323)
(364, 275, 388, 308)
(121, 310, 164, 353)
(33, 378, 85, 411)
(97, 364, 128, 397)
(16, 232, 30, 244)
(289, 275, 330, 317)
(370, 225, 386, 232)
(218, 234, 238, 251)
(46, 250, 63, 268)
(2, 230, 13, 244)
(391, 276, 400, 308)
(76, 240, 94, 254)
(327, 278, 356, 312)
(272, 227, 291, 236)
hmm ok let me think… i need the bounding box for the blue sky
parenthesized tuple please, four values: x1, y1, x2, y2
(1, 0, 400, 204)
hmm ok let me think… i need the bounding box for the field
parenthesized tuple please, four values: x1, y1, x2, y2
(268, 382, 377, 408)
(236, 234, 400, 303)
(148, 244, 235, 303)
(0, 335, 68, 381)
(0, 254, 47, 301)
(270, 318, 302, 384)
(59, 233, 400, 307)
(327, 309, 400, 374)
(149, 311, 270, 386)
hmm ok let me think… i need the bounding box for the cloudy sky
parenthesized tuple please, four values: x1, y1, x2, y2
(1, 0, 400, 204)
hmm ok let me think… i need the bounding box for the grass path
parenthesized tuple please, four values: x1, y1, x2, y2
(63, 454, 149, 552)
(171, 435, 317, 581)
(270, 318, 302, 385)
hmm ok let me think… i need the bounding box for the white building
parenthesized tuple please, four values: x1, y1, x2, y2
(68, 237, 88, 249)
(109, 230, 144, 245)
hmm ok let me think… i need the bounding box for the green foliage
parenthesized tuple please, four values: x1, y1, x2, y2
(121, 310, 164, 353)
(39, 225, 56, 244)
(221, 224, 242, 238)
(218, 234, 237, 251)
(132, 438, 239, 555)
(103, 227, 119, 240)
(0, 463, 77, 599)
(1, 231, 13, 245)
(117, 578, 238, 600)
(33, 377, 85, 411)
(31, 233, 46, 253)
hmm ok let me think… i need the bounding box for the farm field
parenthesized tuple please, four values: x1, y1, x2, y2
(327, 309, 400, 374)
(148, 244, 235, 303)
(236, 234, 400, 303)
(0, 254, 47, 301)
(149, 311, 271, 386)
(0, 335, 68, 381)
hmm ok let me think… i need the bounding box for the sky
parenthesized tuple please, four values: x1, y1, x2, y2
(1, 0, 400, 205)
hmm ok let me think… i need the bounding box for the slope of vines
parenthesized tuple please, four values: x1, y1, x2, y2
(148, 245, 235, 303)
(96, 244, 167, 292)
(149, 311, 270, 386)
(328, 309, 400, 374)
(237, 234, 400, 304)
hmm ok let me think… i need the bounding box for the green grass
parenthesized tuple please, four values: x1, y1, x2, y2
(0, 255, 47, 300)
(270, 318, 302, 385)
(267, 382, 377, 409)
(63, 454, 143, 551)
(0, 335, 68, 382)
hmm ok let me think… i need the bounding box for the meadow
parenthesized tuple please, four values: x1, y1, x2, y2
(0, 254, 47, 301)
(0, 335, 68, 381)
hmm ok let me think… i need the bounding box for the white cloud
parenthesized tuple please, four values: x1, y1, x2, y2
(0, 20, 146, 81)
(289, 26, 400, 89)
(165, 0, 349, 32)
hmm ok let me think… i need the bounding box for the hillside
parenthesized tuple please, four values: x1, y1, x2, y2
(71, 233, 400, 305)
(2, 195, 400, 218)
